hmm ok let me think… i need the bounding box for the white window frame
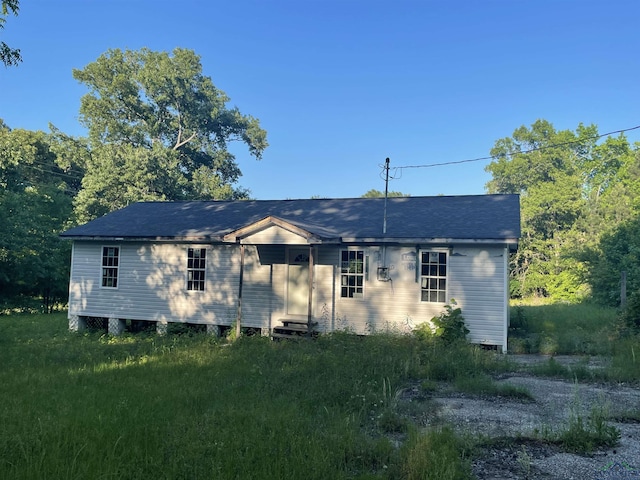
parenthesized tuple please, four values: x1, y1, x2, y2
(419, 249, 448, 303)
(339, 248, 366, 299)
(100, 245, 120, 289)
(186, 247, 207, 291)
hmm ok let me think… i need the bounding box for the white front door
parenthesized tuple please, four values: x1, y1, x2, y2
(287, 248, 310, 315)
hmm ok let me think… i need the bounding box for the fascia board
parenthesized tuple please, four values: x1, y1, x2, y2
(223, 215, 322, 243)
(340, 237, 519, 247)
(59, 235, 226, 243)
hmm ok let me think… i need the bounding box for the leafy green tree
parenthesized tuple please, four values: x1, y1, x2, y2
(0, 123, 75, 310)
(71, 47, 268, 221)
(47, 124, 88, 196)
(587, 148, 640, 307)
(590, 216, 640, 307)
(361, 189, 409, 198)
(486, 120, 635, 302)
(1, 0, 21, 66)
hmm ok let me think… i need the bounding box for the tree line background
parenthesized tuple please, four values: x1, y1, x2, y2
(1, 47, 267, 311)
(2, 46, 639, 312)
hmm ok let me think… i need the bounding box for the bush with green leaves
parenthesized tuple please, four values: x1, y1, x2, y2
(419, 300, 469, 344)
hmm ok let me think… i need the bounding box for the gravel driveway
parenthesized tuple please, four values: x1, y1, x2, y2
(426, 355, 640, 479)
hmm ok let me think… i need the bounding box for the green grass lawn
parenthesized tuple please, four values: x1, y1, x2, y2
(0, 313, 482, 480)
(1, 307, 638, 479)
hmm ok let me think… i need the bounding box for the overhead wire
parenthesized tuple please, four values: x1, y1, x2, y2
(6, 123, 640, 193)
(1, 161, 83, 193)
(389, 124, 640, 172)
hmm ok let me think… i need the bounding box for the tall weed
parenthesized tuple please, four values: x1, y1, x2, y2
(607, 337, 640, 382)
(400, 427, 474, 480)
(557, 388, 620, 453)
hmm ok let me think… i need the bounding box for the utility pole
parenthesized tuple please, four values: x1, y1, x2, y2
(383, 157, 389, 235)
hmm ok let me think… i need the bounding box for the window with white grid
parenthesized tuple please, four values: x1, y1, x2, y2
(187, 248, 206, 291)
(420, 251, 447, 303)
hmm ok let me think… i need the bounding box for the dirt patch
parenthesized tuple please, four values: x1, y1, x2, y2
(414, 356, 640, 479)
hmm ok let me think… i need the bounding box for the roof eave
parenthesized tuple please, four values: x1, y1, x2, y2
(341, 237, 519, 245)
(59, 235, 226, 243)
(61, 235, 519, 250)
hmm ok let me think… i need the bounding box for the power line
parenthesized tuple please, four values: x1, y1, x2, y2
(2, 161, 83, 184)
(393, 124, 640, 171)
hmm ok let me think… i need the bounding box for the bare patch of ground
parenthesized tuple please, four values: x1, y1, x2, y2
(413, 355, 640, 479)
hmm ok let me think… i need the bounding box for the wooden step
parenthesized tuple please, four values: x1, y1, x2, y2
(281, 319, 318, 328)
(271, 321, 318, 339)
(274, 324, 310, 333)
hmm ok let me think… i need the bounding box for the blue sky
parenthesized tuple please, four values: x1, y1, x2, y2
(2, 0, 639, 199)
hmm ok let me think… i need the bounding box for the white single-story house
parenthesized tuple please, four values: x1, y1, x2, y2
(60, 194, 520, 351)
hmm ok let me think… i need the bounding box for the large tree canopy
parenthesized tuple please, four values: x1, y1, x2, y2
(1, 0, 21, 66)
(485, 119, 636, 302)
(71, 47, 268, 221)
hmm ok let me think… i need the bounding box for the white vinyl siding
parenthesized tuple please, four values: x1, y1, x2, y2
(69, 242, 239, 325)
(243, 225, 307, 245)
(446, 247, 507, 348)
(331, 245, 507, 349)
(68, 241, 509, 350)
(240, 245, 285, 328)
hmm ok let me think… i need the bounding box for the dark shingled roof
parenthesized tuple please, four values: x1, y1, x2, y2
(60, 194, 520, 244)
